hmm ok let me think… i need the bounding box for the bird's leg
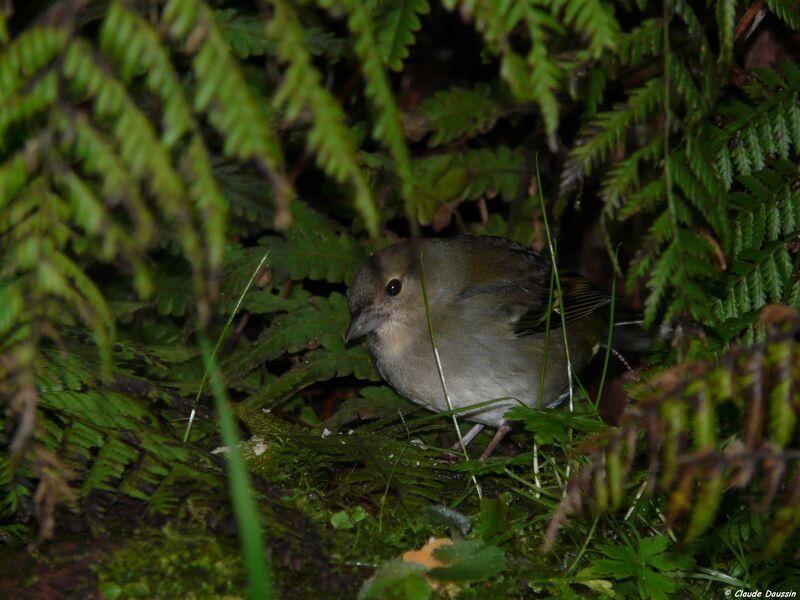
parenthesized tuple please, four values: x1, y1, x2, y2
(479, 422, 512, 460)
(451, 423, 484, 451)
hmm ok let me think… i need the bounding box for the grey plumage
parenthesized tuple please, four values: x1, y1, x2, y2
(346, 236, 609, 430)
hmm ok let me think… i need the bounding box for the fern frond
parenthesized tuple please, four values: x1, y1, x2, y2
(720, 244, 793, 319)
(0, 26, 66, 102)
(346, 0, 417, 229)
(551, 0, 619, 56)
(570, 79, 664, 175)
(64, 38, 210, 306)
(442, 0, 563, 148)
(411, 146, 524, 224)
(668, 54, 709, 118)
(582, 67, 606, 119)
(768, 0, 800, 29)
(162, 0, 292, 228)
(601, 137, 661, 213)
(418, 84, 508, 147)
(261, 201, 365, 284)
(99, 4, 229, 271)
(619, 18, 661, 66)
(56, 109, 154, 250)
(241, 346, 378, 411)
(213, 160, 274, 231)
(640, 229, 719, 327)
(223, 292, 352, 383)
(268, 0, 379, 235)
(38, 386, 223, 514)
(376, 0, 430, 71)
(214, 7, 272, 58)
(670, 152, 728, 243)
(547, 310, 800, 555)
(0, 70, 58, 149)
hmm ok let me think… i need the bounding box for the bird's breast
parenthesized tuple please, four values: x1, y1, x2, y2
(367, 321, 567, 428)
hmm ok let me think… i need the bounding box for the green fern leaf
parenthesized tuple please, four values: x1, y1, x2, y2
(643, 238, 680, 327)
(262, 201, 365, 284)
(582, 67, 606, 119)
(411, 147, 524, 224)
(553, 0, 619, 56)
(526, 42, 562, 148)
(347, 0, 417, 228)
(240, 346, 379, 411)
(418, 84, 508, 147)
(269, 0, 379, 235)
(767, 0, 800, 29)
(162, 0, 293, 233)
(223, 292, 352, 383)
(787, 279, 800, 309)
(377, 0, 430, 71)
(214, 8, 272, 58)
(0, 26, 67, 102)
(619, 18, 661, 66)
(572, 79, 664, 175)
(213, 160, 273, 230)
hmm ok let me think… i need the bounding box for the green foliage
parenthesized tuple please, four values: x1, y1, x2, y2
(547, 313, 800, 555)
(261, 201, 366, 284)
(410, 146, 525, 224)
(586, 534, 692, 600)
(201, 337, 273, 599)
(417, 84, 511, 147)
(358, 539, 505, 599)
(98, 526, 246, 599)
(375, 0, 430, 72)
(0, 343, 225, 530)
(562, 7, 800, 335)
(268, 0, 379, 235)
(346, 0, 417, 230)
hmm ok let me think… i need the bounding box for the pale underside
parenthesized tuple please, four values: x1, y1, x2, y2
(368, 303, 593, 428)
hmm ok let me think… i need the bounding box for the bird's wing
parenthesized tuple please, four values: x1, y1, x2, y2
(513, 270, 610, 336)
(445, 236, 609, 336)
(448, 236, 550, 330)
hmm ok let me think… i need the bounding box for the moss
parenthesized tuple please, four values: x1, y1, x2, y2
(97, 525, 246, 599)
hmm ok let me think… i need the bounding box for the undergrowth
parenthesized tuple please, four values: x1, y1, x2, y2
(1, 0, 799, 598)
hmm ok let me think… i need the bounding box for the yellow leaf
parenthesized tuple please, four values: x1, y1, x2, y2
(402, 537, 453, 569)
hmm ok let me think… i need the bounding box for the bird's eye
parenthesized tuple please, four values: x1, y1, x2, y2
(385, 279, 402, 296)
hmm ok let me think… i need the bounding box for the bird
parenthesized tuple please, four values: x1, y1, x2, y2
(345, 235, 615, 459)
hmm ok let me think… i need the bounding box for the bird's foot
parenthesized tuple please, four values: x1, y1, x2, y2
(479, 423, 512, 459)
(450, 423, 485, 452)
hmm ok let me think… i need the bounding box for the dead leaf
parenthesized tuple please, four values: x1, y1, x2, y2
(402, 537, 453, 569)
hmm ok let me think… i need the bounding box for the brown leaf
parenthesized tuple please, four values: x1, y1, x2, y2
(402, 537, 453, 569)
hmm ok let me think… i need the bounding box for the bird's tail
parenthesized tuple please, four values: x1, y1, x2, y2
(609, 319, 659, 354)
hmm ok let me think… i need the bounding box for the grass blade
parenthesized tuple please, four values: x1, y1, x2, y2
(200, 335, 273, 600)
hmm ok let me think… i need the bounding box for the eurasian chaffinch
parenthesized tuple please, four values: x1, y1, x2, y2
(345, 235, 612, 458)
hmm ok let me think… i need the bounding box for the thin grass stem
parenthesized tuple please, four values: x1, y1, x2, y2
(566, 514, 599, 574)
(502, 468, 560, 502)
(183, 251, 271, 443)
(534, 156, 576, 484)
(379, 410, 411, 531)
(537, 267, 556, 403)
(595, 261, 617, 409)
(418, 251, 482, 499)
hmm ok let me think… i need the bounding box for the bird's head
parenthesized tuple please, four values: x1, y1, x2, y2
(345, 240, 428, 344)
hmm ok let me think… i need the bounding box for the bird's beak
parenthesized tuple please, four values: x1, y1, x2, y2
(345, 308, 387, 343)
